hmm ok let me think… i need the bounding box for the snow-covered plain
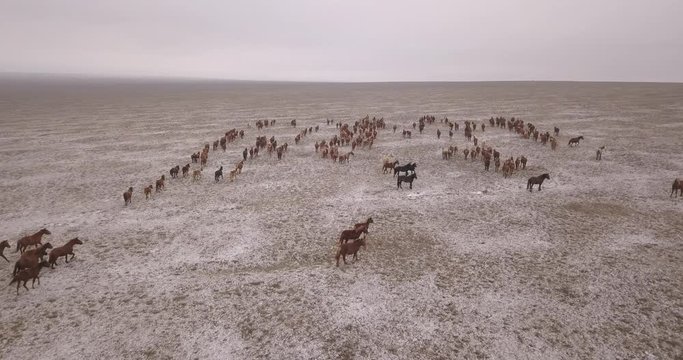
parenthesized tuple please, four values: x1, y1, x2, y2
(0, 80, 681, 359)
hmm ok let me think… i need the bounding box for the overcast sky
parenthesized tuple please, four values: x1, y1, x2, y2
(1, 0, 681, 82)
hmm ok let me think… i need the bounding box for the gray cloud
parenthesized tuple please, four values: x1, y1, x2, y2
(1, 0, 681, 81)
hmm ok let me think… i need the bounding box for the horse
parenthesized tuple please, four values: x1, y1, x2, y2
(229, 169, 238, 182)
(155, 175, 165, 192)
(520, 156, 527, 169)
(393, 162, 416, 177)
(170, 165, 180, 179)
(48, 237, 83, 268)
(568, 136, 584, 147)
(16, 228, 51, 253)
(336, 237, 366, 266)
(338, 152, 354, 164)
(14, 243, 52, 275)
(0, 240, 10, 262)
(671, 178, 682, 197)
(339, 227, 366, 244)
(9, 261, 50, 294)
(144, 185, 153, 199)
(214, 166, 223, 183)
(182, 164, 191, 177)
(123, 187, 133, 206)
(192, 169, 202, 182)
(353, 217, 374, 234)
(382, 160, 399, 174)
(596, 146, 605, 161)
(397, 173, 417, 189)
(527, 173, 550, 192)
(554, 127, 560, 136)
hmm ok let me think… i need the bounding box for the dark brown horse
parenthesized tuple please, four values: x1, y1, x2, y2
(155, 175, 165, 192)
(16, 228, 51, 253)
(9, 261, 50, 294)
(339, 227, 366, 244)
(48, 238, 83, 268)
(0, 240, 9, 262)
(336, 237, 366, 266)
(527, 173, 550, 192)
(123, 187, 133, 206)
(671, 178, 682, 197)
(397, 173, 417, 189)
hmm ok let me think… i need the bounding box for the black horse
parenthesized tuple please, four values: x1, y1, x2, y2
(214, 166, 223, 183)
(527, 173, 550, 192)
(397, 173, 417, 189)
(568, 136, 584, 147)
(170, 165, 180, 179)
(393, 162, 417, 177)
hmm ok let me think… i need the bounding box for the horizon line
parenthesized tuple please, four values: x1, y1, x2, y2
(1, 71, 682, 85)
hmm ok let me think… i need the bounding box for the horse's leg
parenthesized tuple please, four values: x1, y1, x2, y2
(1, 254, 7, 262)
(23, 281, 29, 291)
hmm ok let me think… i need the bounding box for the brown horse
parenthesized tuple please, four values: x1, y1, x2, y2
(123, 187, 133, 206)
(9, 261, 50, 294)
(383, 160, 399, 174)
(155, 175, 165, 192)
(16, 228, 51, 253)
(192, 169, 202, 182)
(182, 163, 191, 177)
(14, 243, 52, 275)
(48, 237, 83, 268)
(671, 178, 682, 197)
(336, 237, 366, 266)
(338, 152, 354, 164)
(1, 240, 10, 262)
(353, 217, 374, 234)
(527, 173, 550, 192)
(339, 227, 366, 244)
(144, 185, 153, 199)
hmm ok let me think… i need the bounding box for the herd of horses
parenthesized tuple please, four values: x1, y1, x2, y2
(98, 112, 683, 273)
(1, 228, 83, 294)
(123, 131, 250, 206)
